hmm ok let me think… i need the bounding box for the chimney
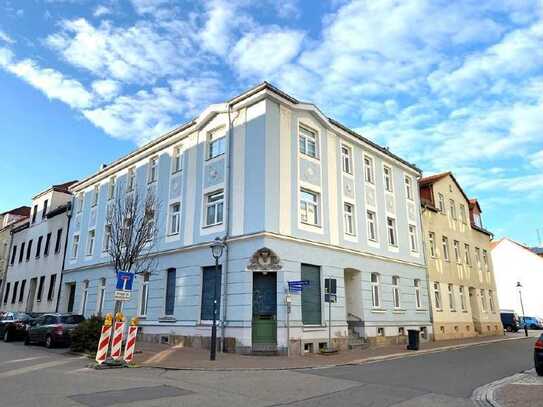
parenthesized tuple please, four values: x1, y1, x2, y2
(100, 163, 107, 171)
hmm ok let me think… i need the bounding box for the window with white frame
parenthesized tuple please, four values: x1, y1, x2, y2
(475, 247, 481, 269)
(148, 156, 158, 183)
(208, 129, 225, 159)
(459, 203, 467, 223)
(87, 230, 95, 256)
(386, 217, 397, 246)
(448, 284, 455, 310)
(454, 240, 461, 263)
(72, 234, 79, 259)
(442, 236, 450, 261)
(367, 210, 377, 241)
(489, 290, 495, 312)
(108, 176, 116, 200)
(408, 224, 418, 252)
(92, 185, 99, 207)
(103, 224, 111, 252)
(449, 199, 456, 220)
(172, 145, 183, 173)
(139, 273, 150, 317)
(383, 165, 393, 192)
(205, 190, 224, 226)
(341, 145, 352, 174)
(127, 167, 136, 192)
(77, 193, 84, 213)
(482, 250, 489, 271)
(480, 289, 486, 311)
(438, 193, 445, 213)
(169, 202, 181, 235)
(343, 203, 355, 235)
(459, 286, 466, 311)
(97, 278, 106, 315)
(464, 243, 471, 265)
(364, 155, 374, 184)
(300, 189, 319, 226)
(371, 273, 381, 308)
(392, 276, 401, 308)
(405, 176, 413, 200)
(433, 282, 442, 310)
(428, 232, 436, 257)
(81, 280, 89, 315)
(414, 279, 422, 309)
(299, 125, 317, 158)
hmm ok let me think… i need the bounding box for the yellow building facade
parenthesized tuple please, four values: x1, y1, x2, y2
(419, 173, 502, 340)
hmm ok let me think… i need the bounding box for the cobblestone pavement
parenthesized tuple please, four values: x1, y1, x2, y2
(491, 369, 543, 407)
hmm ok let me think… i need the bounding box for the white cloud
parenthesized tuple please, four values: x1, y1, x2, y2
(91, 79, 121, 101)
(0, 29, 15, 44)
(93, 5, 112, 17)
(199, 0, 243, 57)
(0, 47, 14, 66)
(529, 150, 543, 169)
(130, 0, 171, 15)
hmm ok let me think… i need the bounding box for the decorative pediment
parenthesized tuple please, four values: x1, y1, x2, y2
(247, 247, 282, 272)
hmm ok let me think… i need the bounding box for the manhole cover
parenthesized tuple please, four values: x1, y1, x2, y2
(69, 385, 193, 406)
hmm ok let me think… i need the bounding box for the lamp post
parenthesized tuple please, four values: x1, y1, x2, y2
(209, 237, 225, 361)
(516, 281, 528, 337)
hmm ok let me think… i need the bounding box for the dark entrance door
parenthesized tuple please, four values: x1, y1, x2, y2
(66, 284, 76, 313)
(252, 272, 277, 350)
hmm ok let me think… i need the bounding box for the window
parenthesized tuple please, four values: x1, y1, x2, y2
(408, 224, 418, 252)
(42, 199, 48, 219)
(364, 155, 374, 183)
(405, 176, 413, 200)
(92, 185, 99, 206)
(448, 284, 455, 310)
(10, 245, 16, 265)
(442, 236, 449, 261)
(392, 276, 401, 308)
(433, 282, 442, 310)
(366, 210, 377, 241)
(473, 212, 482, 227)
(108, 176, 116, 200)
(459, 286, 466, 311)
(97, 278, 106, 315)
(454, 240, 461, 263)
(32, 205, 38, 223)
(489, 290, 495, 312)
(3, 282, 10, 304)
(301, 264, 321, 324)
(86, 230, 95, 256)
(18, 280, 26, 303)
(103, 224, 111, 252)
(19, 242, 25, 263)
(77, 193, 84, 213)
(414, 279, 422, 309)
(72, 234, 79, 259)
(26, 240, 33, 261)
(428, 232, 436, 257)
(139, 273, 150, 317)
(208, 129, 226, 159)
(459, 203, 467, 223)
(81, 280, 89, 315)
(383, 165, 393, 192)
(371, 273, 381, 308)
(343, 203, 355, 235)
(483, 250, 489, 271)
(341, 145, 352, 174)
(475, 248, 481, 269)
(148, 156, 158, 183)
(201, 266, 221, 320)
(480, 289, 486, 312)
(464, 244, 471, 265)
(449, 199, 456, 220)
(387, 217, 397, 246)
(165, 268, 177, 316)
(36, 236, 43, 258)
(54, 228, 63, 253)
(44, 233, 51, 256)
(300, 189, 319, 226)
(205, 190, 224, 226)
(11, 281, 18, 304)
(127, 167, 136, 192)
(47, 274, 56, 301)
(299, 125, 317, 158)
(172, 145, 183, 173)
(169, 202, 181, 235)
(37, 276, 45, 302)
(438, 193, 445, 213)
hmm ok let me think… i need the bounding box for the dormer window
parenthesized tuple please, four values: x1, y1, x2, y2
(473, 212, 482, 227)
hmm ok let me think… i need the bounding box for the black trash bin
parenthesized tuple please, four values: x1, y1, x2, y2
(407, 329, 420, 350)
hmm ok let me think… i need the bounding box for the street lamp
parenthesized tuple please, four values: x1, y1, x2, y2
(209, 237, 225, 361)
(516, 281, 528, 337)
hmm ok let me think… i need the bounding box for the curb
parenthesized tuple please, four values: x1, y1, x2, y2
(139, 335, 532, 372)
(471, 369, 537, 407)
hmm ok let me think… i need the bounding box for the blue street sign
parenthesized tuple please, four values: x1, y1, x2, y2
(116, 271, 134, 291)
(288, 280, 310, 293)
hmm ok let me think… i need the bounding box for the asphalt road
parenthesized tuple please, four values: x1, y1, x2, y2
(0, 336, 536, 407)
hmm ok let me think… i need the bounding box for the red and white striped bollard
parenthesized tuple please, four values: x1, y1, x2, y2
(95, 313, 113, 365)
(123, 317, 139, 364)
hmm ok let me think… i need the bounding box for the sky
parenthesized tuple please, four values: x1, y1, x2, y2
(0, 0, 542, 246)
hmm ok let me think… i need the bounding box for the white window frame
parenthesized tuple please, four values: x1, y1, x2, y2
(80, 280, 89, 315)
(475, 247, 481, 270)
(442, 236, 450, 261)
(371, 273, 381, 308)
(414, 279, 422, 309)
(448, 284, 455, 311)
(92, 185, 99, 207)
(207, 129, 226, 160)
(428, 232, 436, 257)
(148, 156, 158, 184)
(102, 224, 111, 253)
(483, 250, 489, 272)
(86, 229, 96, 256)
(139, 273, 150, 317)
(454, 240, 461, 263)
(77, 193, 84, 213)
(386, 217, 397, 247)
(71, 234, 80, 259)
(108, 176, 116, 200)
(364, 155, 375, 184)
(127, 166, 136, 192)
(464, 243, 471, 265)
(449, 199, 456, 220)
(438, 193, 445, 213)
(405, 176, 413, 200)
(299, 124, 318, 159)
(408, 224, 418, 252)
(341, 144, 352, 174)
(343, 202, 355, 235)
(459, 286, 466, 311)
(433, 282, 442, 310)
(172, 145, 183, 173)
(383, 165, 393, 192)
(480, 289, 486, 312)
(489, 290, 495, 312)
(205, 190, 224, 227)
(169, 202, 181, 235)
(392, 276, 401, 309)
(97, 278, 106, 315)
(300, 189, 320, 226)
(366, 210, 377, 242)
(459, 203, 467, 223)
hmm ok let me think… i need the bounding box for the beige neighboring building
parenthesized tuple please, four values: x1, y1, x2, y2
(419, 172, 502, 340)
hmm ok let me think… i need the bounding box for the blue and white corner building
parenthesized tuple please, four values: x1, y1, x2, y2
(62, 83, 432, 354)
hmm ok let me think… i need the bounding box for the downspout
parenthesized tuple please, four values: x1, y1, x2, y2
(55, 201, 73, 313)
(417, 184, 434, 340)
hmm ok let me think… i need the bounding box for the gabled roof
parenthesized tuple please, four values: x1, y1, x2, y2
(33, 180, 78, 200)
(419, 171, 471, 205)
(0, 206, 31, 217)
(491, 237, 543, 260)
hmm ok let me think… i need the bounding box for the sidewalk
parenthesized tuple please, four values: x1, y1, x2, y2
(477, 369, 543, 407)
(134, 332, 534, 371)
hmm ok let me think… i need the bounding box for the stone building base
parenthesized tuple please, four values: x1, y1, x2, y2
(432, 321, 503, 341)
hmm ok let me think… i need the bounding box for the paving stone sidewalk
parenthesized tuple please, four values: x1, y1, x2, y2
(491, 369, 543, 407)
(133, 332, 531, 371)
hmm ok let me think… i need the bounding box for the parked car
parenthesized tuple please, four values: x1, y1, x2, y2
(0, 312, 34, 342)
(25, 313, 85, 348)
(500, 310, 521, 332)
(535, 333, 543, 376)
(522, 316, 543, 330)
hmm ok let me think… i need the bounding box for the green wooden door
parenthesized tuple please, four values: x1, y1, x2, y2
(252, 273, 277, 345)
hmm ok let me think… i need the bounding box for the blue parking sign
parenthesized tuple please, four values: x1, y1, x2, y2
(116, 271, 134, 291)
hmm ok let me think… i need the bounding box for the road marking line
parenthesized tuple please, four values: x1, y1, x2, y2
(0, 356, 49, 366)
(0, 357, 85, 379)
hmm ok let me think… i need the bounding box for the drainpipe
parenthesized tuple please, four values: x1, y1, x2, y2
(418, 200, 434, 340)
(55, 201, 73, 313)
